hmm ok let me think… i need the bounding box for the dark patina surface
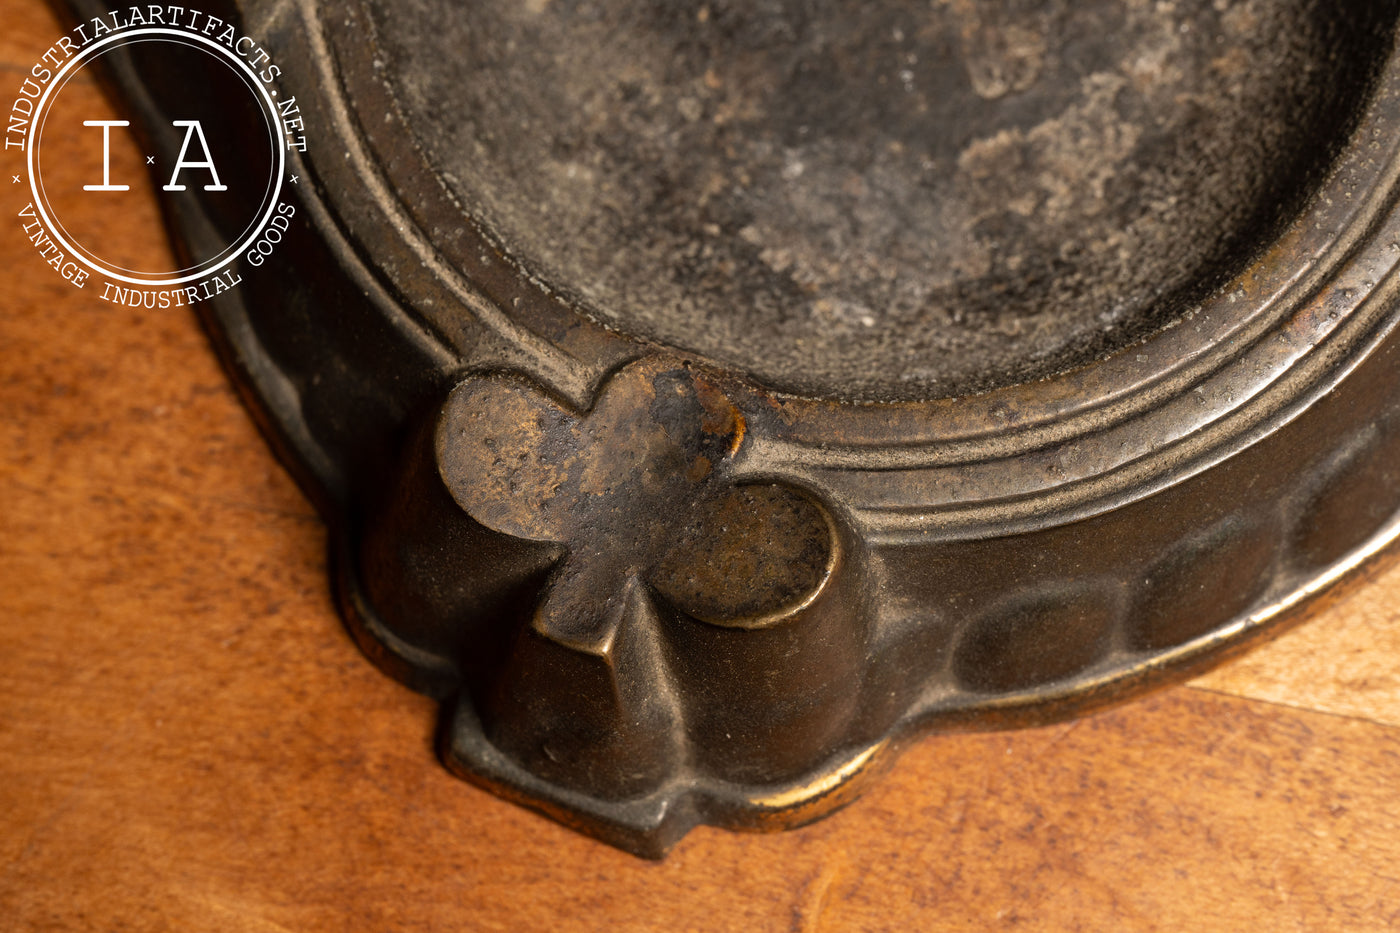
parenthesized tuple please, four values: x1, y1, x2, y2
(377, 0, 1391, 398)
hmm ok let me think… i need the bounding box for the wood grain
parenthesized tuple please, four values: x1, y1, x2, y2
(3, 1, 1400, 928)
(1193, 556, 1400, 728)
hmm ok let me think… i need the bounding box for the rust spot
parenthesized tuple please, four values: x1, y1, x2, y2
(686, 455, 713, 483)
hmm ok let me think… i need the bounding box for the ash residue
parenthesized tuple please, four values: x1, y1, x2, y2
(371, 0, 1396, 399)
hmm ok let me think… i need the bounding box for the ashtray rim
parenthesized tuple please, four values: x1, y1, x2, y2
(313, 0, 1400, 534)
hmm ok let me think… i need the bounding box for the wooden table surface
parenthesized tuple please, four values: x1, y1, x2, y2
(4, 2, 1400, 929)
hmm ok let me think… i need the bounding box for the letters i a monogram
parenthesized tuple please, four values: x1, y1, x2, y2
(82, 119, 227, 192)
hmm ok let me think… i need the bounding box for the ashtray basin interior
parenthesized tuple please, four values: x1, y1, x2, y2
(371, 0, 1397, 399)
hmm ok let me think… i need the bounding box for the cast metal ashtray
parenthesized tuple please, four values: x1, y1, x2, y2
(65, 0, 1400, 855)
